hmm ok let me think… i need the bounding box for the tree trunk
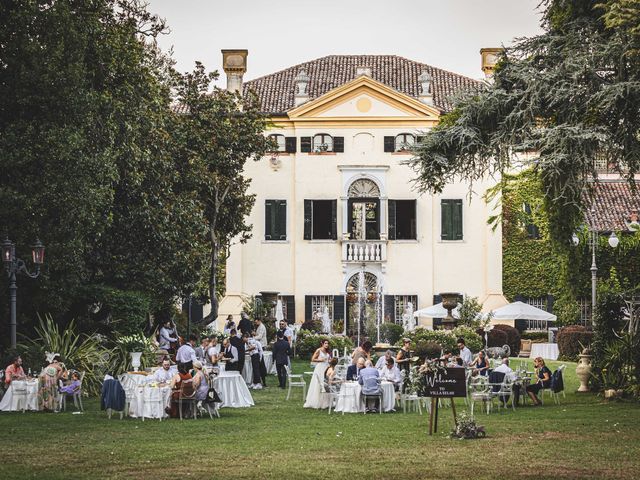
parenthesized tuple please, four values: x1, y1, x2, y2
(209, 225, 220, 322)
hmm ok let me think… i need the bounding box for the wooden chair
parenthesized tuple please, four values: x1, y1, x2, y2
(518, 339, 532, 358)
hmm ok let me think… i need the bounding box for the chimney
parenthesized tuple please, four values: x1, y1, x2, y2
(294, 69, 310, 106)
(221, 49, 248, 93)
(418, 69, 433, 106)
(356, 66, 372, 77)
(480, 48, 503, 79)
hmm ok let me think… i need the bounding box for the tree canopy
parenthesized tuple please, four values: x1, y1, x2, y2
(408, 0, 640, 243)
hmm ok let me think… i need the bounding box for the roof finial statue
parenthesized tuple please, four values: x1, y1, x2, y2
(294, 69, 310, 106)
(418, 69, 434, 106)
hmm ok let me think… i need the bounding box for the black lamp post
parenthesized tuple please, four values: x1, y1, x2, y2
(2, 237, 45, 349)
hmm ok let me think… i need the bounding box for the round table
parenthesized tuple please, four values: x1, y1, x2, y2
(530, 343, 559, 360)
(128, 385, 171, 419)
(334, 381, 395, 413)
(0, 379, 39, 411)
(213, 371, 254, 408)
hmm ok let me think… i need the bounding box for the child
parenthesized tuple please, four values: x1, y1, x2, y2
(59, 371, 81, 395)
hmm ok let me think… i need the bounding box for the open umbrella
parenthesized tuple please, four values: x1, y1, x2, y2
(488, 301, 556, 321)
(413, 302, 461, 319)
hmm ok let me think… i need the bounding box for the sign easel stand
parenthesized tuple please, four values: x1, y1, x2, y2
(428, 398, 458, 435)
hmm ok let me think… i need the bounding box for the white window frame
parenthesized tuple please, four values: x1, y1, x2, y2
(394, 133, 415, 152)
(268, 134, 286, 152)
(394, 295, 418, 324)
(313, 133, 333, 152)
(311, 295, 334, 321)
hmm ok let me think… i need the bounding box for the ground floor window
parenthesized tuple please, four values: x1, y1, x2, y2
(394, 295, 418, 323)
(304, 200, 337, 240)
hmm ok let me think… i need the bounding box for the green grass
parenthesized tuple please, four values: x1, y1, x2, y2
(0, 359, 638, 480)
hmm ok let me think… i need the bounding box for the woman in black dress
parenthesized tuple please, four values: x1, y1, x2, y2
(526, 357, 551, 405)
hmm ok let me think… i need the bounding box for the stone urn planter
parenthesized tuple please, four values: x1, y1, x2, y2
(575, 348, 592, 392)
(440, 292, 459, 330)
(130, 352, 143, 372)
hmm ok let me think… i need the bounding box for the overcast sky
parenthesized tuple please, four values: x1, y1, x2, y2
(148, 0, 543, 83)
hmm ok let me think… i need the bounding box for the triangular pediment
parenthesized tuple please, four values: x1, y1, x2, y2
(287, 76, 440, 121)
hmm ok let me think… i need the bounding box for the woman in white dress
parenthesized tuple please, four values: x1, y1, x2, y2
(303, 340, 332, 409)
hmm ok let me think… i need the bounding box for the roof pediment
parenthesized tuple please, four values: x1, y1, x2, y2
(287, 75, 440, 122)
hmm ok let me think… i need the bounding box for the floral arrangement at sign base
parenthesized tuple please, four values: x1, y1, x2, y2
(450, 411, 487, 440)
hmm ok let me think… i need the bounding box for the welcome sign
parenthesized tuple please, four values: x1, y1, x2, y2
(421, 367, 467, 398)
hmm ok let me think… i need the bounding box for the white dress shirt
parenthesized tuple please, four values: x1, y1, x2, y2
(248, 338, 264, 358)
(207, 344, 221, 358)
(379, 365, 402, 385)
(459, 346, 473, 367)
(255, 323, 268, 347)
(494, 363, 516, 381)
(176, 344, 197, 364)
(223, 345, 238, 364)
(158, 327, 177, 350)
(152, 367, 174, 384)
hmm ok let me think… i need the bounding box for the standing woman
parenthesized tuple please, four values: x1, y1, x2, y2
(39, 354, 65, 411)
(303, 339, 332, 409)
(396, 338, 412, 374)
(526, 357, 552, 406)
(352, 341, 373, 365)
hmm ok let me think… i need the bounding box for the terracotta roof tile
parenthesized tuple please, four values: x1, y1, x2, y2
(584, 181, 640, 231)
(243, 55, 481, 114)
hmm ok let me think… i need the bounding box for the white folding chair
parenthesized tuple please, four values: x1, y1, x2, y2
(469, 377, 492, 415)
(285, 365, 306, 401)
(12, 382, 29, 413)
(141, 386, 164, 422)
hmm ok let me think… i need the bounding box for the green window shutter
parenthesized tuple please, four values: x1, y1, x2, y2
(330, 200, 337, 240)
(305, 296, 312, 321)
(276, 200, 287, 240)
(383, 136, 395, 152)
(441, 200, 451, 240)
(285, 137, 296, 153)
(388, 200, 397, 240)
(300, 137, 311, 153)
(265, 200, 274, 240)
(384, 295, 395, 323)
(303, 199, 312, 240)
(333, 295, 344, 323)
(453, 199, 463, 240)
(416, 135, 426, 144)
(333, 137, 344, 153)
(283, 295, 295, 324)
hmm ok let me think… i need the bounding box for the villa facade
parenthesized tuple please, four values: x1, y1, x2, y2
(217, 50, 507, 333)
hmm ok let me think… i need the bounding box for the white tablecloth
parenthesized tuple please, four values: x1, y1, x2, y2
(0, 380, 39, 412)
(213, 371, 254, 408)
(334, 381, 395, 413)
(530, 343, 559, 360)
(129, 385, 171, 419)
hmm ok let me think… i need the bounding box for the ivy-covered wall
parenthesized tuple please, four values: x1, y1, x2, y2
(499, 169, 640, 325)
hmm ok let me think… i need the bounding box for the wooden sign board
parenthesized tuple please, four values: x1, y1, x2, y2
(421, 367, 466, 398)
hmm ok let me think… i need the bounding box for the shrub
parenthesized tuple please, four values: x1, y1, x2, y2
(521, 331, 548, 342)
(300, 319, 323, 333)
(380, 323, 404, 345)
(476, 328, 508, 348)
(399, 327, 483, 356)
(414, 341, 442, 361)
(296, 331, 353, 359)
(493, 324, 521, 356)
(557, 325, 593, 360)
(451, 326, 484, 353)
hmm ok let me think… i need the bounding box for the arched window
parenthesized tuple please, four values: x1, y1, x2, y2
(313, 133, 333, 152)
(348, 178, 380, 198)
(394, 133, 415, 152)
(268, 134, 286, 152)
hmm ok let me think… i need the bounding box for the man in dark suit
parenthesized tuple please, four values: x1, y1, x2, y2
(272, 331, 292, 388)
(229, 329, 246, 374)
(346, 357, 365, 381)
(238, 313, 253, 337)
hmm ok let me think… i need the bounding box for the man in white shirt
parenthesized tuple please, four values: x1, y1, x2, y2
(158, 321, 178, 352)
(152, 358, 174, 383)
(457, 338, 473, 367)
(254, 319, 268, 348)
(278, 320, 293, 345)
(375, 350, 395, 370)
(176, 335, 198, 370)
(247, 333, 266, 389)
(207, 337, 221, 365)
(379, 358, 402, 391)
(494, 357, 516, 381)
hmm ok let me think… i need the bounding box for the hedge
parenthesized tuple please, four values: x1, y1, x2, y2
(476, 328, 508, 348)
(296, 331, 354, 360)
(493, 324, 521, 356)
(400, 327, 483, 355)
(557, 325, 593, 360)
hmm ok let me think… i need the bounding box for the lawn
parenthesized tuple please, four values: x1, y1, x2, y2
(0, 358, 638, 480)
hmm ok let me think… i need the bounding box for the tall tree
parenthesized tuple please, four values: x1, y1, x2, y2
(408, 0, 640, 243)
(172, 64, 272, 321)
(0, 0, 208, 339)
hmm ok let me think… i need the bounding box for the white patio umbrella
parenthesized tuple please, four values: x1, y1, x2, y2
(413, 302, 461, 319)
(488, 301, 557, 321)
(275, 299, 285, 330)
(322, 306, 331, 334)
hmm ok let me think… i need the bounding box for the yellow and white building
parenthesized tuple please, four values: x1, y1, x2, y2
(217, 50, 506, 332)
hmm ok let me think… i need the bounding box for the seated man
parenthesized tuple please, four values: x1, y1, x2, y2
(4, 355, 25, 385)
(152, 358, 174, 384)
(358, 360, 381, 413)
(379, 358, 402, 391)
(375, 350, 395, 370)
(346, 358, 365, 381)
(493, 357, 520, 405)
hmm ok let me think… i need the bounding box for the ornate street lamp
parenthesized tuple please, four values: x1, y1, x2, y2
(2, 237, 45, 349)
(572, 215, 618, 324)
